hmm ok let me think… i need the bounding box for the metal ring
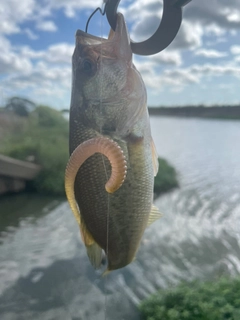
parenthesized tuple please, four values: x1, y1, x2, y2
(105, 0, 190, 56)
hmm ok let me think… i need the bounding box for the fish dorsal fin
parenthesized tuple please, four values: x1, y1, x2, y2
(147, 205, 163, 226)
(151, 138, 159, 177)
(79, 218, 102, 269)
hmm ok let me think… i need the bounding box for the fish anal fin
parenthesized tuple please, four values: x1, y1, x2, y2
(147, 205, 163, 226)
(151, 138, 159, 177)
(86, 242, 103, 269)
(79, 219, 102, 269)
(79, 219, 94, 246)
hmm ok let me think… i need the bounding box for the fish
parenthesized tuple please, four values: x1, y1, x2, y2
(65, 13, 161, 273)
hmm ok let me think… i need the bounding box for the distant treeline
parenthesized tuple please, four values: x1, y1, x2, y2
(148, 105, 240, 120)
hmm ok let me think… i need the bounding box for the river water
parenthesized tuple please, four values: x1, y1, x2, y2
(0, 116, 240, 319)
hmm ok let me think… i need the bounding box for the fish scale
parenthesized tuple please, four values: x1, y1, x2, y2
(66, 13, 161, 272)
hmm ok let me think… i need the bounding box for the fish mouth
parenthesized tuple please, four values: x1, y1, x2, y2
(75, 29, 108, 45)
(75, 13, 127, 46)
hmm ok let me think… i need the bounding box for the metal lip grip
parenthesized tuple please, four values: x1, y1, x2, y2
(105, 0, 192, 56)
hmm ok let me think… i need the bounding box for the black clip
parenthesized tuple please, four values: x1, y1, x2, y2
(105, 0, 192, 56)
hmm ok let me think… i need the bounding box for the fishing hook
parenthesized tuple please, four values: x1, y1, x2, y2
(85, 2, 108, 33)
(105, 0, 192, 56)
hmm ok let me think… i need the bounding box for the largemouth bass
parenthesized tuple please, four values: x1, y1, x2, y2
(65, 13, 161, 273)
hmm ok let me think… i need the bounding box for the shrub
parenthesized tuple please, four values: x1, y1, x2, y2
(140, 277, 240, 320)
(154, 158, 178, 195)
(5, 96, 36, 117)
(1, 105, 69, 195)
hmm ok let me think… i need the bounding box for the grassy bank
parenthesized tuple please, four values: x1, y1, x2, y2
(140, 277, 240, 320)
(1, 103, 178, 196)
(1, 105, 69, 195)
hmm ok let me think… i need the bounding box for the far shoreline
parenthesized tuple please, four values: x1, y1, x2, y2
(148, 105, 240, 120)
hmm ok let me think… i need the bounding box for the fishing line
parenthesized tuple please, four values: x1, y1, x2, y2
(85, 2, 111, 318)
(97, 2, 110, 319)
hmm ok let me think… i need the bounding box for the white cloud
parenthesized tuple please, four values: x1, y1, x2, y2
(231, 46, 240, 55)
(132, 55, 240, 98)
(1, 60, 71, 108)
(124, 0, 162, 22)
(0, 0, 103, 38)
(45, 0, 102, 18)
(0, 34, 73, 108)
(206, 37, 227, 47)
(169, 21, 203, 50)
(189, 63, 240, 78)
(134, 49, 182, 67)
(0, 0, 35, 35)
(19, 43, 74, 64)
(46, 43, 75, 63)
(0, 52, 32, 74)
(185, 0, 240, 30)
(36, 20, 57, 32)
(205, 24, 226, 37)
(152, 51, 182, 66)
(164, 68, 200, 86)
(0, 36, 32, 74)
(226, 11, 240, 23)
(230, 45, 240, 63)
(195, 49, 228, 59)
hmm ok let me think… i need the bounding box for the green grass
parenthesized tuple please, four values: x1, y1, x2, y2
(154, 158, 178, 195)
(1, 105, 69, 195)
(140, 277, 240, 320)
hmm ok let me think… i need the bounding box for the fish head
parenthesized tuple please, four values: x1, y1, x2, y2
(72, 13, 132, 105)
(70, 13, 147, 135)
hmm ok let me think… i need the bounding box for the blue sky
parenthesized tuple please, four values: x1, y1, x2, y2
(1, 0, 240, 110)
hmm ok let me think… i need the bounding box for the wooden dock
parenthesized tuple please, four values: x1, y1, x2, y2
(0, 154, 41, 195)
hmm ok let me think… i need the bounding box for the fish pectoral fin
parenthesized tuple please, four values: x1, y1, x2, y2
(151, 138, 159, 177)
(79, 219, 102, 269)
(147, 205, 163, 226)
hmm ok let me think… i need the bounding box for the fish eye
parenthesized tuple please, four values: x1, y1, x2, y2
(83, 60, 92, 71)
(81, 59, 95, 74)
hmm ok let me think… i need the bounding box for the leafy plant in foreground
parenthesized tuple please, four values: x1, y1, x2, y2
(140, 277, 240, 320)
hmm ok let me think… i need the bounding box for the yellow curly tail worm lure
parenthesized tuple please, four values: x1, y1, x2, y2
(65, 137, 127, 225)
